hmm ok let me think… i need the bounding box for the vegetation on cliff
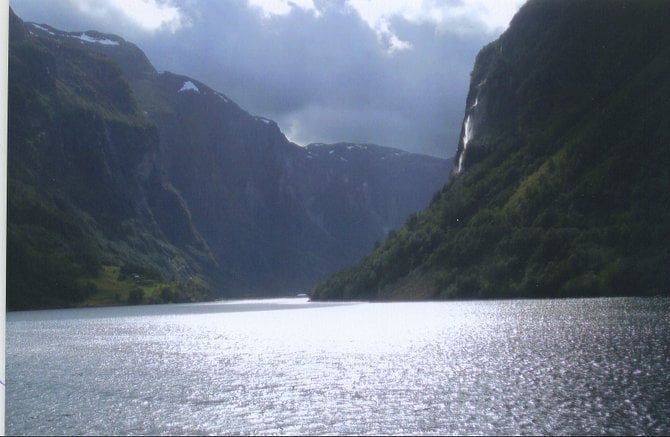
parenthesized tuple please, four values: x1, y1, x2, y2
(311, 0, 670, 300)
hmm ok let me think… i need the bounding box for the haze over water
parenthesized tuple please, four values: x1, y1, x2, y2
(7, 297, 670, 435)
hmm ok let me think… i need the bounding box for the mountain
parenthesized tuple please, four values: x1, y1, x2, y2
(7, 9, 451, 309)
(124, 66, 451, 294)
(8, 10, 222, 309)
(310, 0, 670, 300)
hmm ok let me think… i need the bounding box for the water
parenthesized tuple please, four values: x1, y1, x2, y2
(457, 115, 473, 173)
(6, 297, 670, 435)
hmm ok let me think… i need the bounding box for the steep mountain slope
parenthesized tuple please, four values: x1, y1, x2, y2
(8, 10, 221, 309)
(121, 67, 452, 293)
(43, 24, 451, 294)
(311, 0, 670, 300)
(8, 10, 451, 308)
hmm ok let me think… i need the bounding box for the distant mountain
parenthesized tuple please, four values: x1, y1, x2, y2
(124, 64, 451, 294)
(7, 9, 451, 309)
(311, 0, 670, 300)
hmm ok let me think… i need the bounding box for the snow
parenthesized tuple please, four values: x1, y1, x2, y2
(29, 24, 119, 45)
(255, 117, 272, 124)
(179, 81, 200, 93)
(329, 150, 335, 154)
(30, 23, 55, 35)
(73, 33, 119, 46)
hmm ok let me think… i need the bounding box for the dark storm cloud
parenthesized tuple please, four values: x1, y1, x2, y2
(9, 0, 501, 157)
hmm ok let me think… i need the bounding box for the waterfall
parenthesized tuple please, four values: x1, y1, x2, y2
(457, 115, 473, 173)
(458, 79, 485, 174)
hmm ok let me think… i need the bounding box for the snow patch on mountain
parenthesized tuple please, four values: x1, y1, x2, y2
(29, 23, 55, 35)
(179, 81, 200, 93)
(73, 32, 119, 46)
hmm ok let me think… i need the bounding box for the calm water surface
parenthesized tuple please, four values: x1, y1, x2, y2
(7, 297, 670, 435)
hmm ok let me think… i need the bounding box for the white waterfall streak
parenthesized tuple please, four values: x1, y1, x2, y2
(457, 115, 473, 173)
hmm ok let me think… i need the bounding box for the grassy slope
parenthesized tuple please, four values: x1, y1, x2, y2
(78, 265, 207, 307)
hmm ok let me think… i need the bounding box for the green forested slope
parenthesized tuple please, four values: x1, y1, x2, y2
(8, 10, 218, 309)
(310, 0, 670, 300)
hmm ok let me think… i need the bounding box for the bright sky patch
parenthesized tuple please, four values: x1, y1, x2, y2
(70, 0, 188, 32)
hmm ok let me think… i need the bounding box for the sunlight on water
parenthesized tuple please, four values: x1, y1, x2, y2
(7, 297, 670, 435)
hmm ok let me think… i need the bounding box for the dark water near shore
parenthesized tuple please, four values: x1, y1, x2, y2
(6, 297, 670, 435)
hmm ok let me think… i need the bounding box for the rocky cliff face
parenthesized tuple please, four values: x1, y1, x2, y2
(454, 0, 670, 175)
(8, 9, 451, 308)
(116, 65, 450, 294)
(128, 66, 451, 293)
(311, 0, 670, 300)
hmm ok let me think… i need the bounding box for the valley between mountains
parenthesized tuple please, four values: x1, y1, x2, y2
(8, 0, 670, 309)
(7, 8, 451, 309)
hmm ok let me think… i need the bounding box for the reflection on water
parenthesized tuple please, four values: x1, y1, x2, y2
(7, 297, 670, 435)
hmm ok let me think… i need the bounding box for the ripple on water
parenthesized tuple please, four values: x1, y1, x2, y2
(6, 297, 670, 435)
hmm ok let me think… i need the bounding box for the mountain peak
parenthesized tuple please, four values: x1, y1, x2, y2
(23, 19, 156, 80)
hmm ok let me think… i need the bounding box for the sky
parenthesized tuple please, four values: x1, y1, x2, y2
(9, 0, 526, 158)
